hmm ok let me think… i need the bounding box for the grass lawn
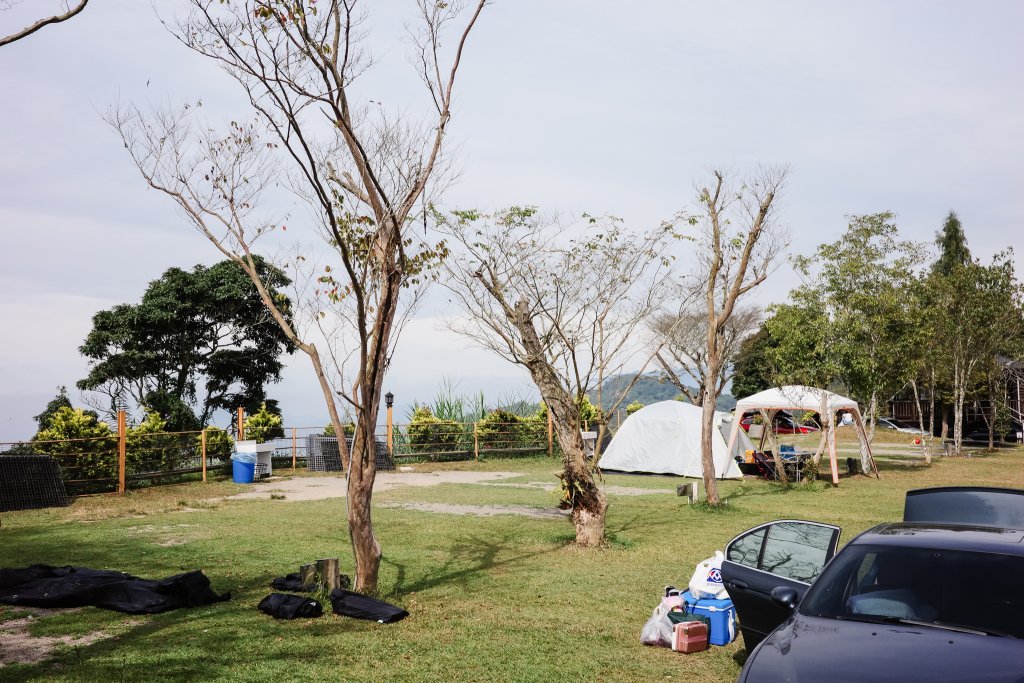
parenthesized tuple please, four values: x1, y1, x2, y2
(2, 445, 1022, 682)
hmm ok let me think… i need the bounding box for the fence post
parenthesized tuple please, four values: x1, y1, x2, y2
(237, 407, 245, 441)
(292, 427, 297, 470)
(117, 410, 127, 494)
(201, 427, 208, 483)
(547, 410, 554, 457)
(474, 421, 479, 461)
(386, 392, 394, 457)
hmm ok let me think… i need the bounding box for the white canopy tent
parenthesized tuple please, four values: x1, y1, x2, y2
(599, 400, 748, 479)
(725, 385, 877, 485)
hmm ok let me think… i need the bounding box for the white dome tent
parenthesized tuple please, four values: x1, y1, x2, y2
(599, 400, 748, 479)
(725, 385, 878, 485)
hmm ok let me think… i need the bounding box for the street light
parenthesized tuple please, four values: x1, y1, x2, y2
(385, 392, 394, 409)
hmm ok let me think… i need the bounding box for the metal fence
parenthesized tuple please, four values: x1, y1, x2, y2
(0, 417, 565, 495)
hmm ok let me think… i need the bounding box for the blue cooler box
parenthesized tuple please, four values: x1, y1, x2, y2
(681, 590, 737, 646)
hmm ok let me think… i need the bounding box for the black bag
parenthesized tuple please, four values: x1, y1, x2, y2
(258, 593, 323, 619)
(329, 589, 408, 623)
(270, 573, 316, 593)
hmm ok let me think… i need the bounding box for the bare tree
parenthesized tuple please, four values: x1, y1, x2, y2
(437, 207, 678, 544)
(109, 0, 488, 592)
(0, 0, 89, 48)
(689, 168, 789, 503)
(650, 304, 761, 404)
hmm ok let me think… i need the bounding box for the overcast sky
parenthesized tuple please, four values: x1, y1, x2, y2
(2, 1, 1022, 442)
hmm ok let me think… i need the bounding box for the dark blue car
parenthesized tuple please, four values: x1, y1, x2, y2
(722, 487, 1024, 682)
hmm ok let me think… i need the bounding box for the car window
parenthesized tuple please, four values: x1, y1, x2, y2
(762, 522, 836, 583)
(801, 544, 1024, 638)
(726, 522, 838, 583)
(727, 527, 766, 568)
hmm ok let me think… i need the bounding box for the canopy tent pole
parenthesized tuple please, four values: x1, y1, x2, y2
(812, 394, 829, 466)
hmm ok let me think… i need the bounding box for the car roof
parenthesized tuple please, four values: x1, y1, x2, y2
(850, 522, 1024, 555)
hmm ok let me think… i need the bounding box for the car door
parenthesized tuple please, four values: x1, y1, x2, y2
(721, 520, 841, 651)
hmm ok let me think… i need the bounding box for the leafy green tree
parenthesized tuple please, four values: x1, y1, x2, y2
(730, 326, 778, 399)
(933, 210, 971, 276)
(243, 402, 285, 443)
(77, 257, 294, 430)
(788, 213, 925, 444)
(923, 252, 1024, 453)
(33, 407, 117, 480)
(33, 386, 77, 430)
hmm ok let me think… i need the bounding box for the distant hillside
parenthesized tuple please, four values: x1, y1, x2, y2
(590, 373, 736, 413)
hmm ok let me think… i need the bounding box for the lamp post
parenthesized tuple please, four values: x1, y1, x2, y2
(385, 392, 394, 457)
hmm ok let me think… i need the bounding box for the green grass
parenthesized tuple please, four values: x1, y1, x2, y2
(1, 449, 1022, 682)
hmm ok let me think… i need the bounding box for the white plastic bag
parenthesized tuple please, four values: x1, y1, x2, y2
(688, 550, 728, 600)
(640, 602, 674, 647)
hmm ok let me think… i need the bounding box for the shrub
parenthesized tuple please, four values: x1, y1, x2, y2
(33, 407, 117, 480)
(626, 400, 644, 415)
(200, 426, 234, 464)
(477, 409, 525, 449)
(245, 403, 284, 443)
(407, 406, 464, 454)
(324, 421, 356, 437)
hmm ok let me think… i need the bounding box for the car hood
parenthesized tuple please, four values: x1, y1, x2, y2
(741, 616, 1024, 683)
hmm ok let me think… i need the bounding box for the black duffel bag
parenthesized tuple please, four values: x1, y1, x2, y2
(258, 593, 323, 619)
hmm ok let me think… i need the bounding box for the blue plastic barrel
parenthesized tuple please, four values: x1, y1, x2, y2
(231, 452, 257, 484)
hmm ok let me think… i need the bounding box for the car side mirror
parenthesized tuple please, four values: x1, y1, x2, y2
(770, 586, 799, 611)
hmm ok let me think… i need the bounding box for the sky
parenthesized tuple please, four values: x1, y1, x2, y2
(1, 1, 1022, 442)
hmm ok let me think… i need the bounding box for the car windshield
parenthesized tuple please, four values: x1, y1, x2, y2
(800, 544, 1024, 638)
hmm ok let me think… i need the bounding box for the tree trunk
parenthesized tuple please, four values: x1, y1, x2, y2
(928, 369, 936, 437)
(346, 402, 382, 593)
(909, 379, 931, 464)
(760, 409, 789, 484)
(699, 374, 720, 504)
(513, 301, 606, 545)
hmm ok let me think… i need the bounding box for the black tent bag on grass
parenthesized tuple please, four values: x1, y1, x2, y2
(0, 564, 229, 614)
(258, 593, 323, 619)
(330, 588, 408, 623)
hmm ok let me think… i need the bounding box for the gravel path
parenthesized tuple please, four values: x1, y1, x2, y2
(226, 470, 522, 501)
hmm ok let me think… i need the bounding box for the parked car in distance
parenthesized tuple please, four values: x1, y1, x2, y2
(963, 420, 1024, 444)
(876, 416, 925, 434)
(722, 487, 1024, 682)
(739, 411, 820, 435)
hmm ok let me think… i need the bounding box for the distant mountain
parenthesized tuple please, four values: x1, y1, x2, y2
(590, 373, 736, 413)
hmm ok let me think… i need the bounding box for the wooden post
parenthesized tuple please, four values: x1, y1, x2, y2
(386, 403, 394, 457)
(547, 410, 554, 457)
(315, 558, 341, 592)
(201, 427, 208, 483)
(117, 410, 127, 494)
(291, 427, 297, 470)
(474, 421, 480, 461)
(236, 407, 245, 441)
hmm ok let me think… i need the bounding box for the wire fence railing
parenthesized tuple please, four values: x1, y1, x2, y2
(0, 418, 569, 495)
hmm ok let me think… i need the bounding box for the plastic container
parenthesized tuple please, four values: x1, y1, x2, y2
(672, 620, 708, 653)
(681, 590, 737, 646)
(231, 452, 257, 484)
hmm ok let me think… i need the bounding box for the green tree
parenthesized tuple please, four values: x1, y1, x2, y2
(33, 386, 77, 430)
(788, 213, 925, 446)
(730, 326, 778, 399)
(933, 210, 971, 276)
(77, 257, 294, 430)
(924, 252, 1024, 454)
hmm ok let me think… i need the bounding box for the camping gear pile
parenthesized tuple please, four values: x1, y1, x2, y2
(262, 559, 407, 623)
(641, 553, 737, 653)
(0, 564, 229, 614)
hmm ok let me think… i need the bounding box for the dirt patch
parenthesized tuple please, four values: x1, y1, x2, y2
(480, 481, 673, 496)
(0, 611, 110, 667)
(226, 470, 523, 502)
(380, 502, 569, 520)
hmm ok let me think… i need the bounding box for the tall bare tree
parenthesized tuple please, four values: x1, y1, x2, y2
(109, 0, 488, 592)
(650, 305, 761, 405)
(689, 168, 789, 503)
(0, 0, 89, 47)
(437, 207, 678, 544)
